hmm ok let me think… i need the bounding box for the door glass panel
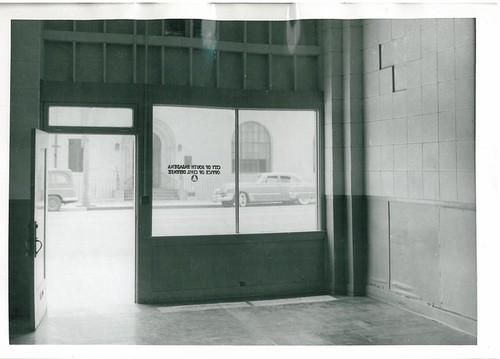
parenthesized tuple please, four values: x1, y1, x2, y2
(238, 110, 318, 233)
(152, 106, 235, 236)
(48, 106, 133, 128)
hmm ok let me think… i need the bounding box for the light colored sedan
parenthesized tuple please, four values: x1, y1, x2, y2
(48, 169, 78, 211)
(213, 172, 316, 207)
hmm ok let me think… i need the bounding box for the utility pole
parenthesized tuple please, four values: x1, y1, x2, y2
(82, 135, 90, 207)
(52, 134, 60, 168)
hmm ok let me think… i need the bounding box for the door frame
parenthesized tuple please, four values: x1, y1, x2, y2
(40, 91, 143, 305)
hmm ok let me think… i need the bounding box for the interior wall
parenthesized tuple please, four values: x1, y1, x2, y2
(9, 21, 43, 319)
(361, 19, 476, 334)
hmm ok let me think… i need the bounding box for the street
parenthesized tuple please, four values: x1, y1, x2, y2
(153, 203, 317, 235)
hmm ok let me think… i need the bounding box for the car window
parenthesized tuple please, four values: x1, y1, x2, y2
(50, 172, 71, 185)
(249, 174, 263, 183)
(265, 176, 279, 183)
(280, 176, 292, 183)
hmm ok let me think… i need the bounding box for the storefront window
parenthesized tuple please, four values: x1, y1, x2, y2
(238, 110, 318, 234)
(152, 106, 319, 236)
(152, 106, 236, 236)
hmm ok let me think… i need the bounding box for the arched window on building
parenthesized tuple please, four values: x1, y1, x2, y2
(232, 121, 271, 173)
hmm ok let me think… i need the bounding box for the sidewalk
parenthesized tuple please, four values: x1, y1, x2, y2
(61, 199, 221, 211)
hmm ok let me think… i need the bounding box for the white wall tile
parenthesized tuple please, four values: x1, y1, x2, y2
(438, 111, 456, 142)
(457, 140, 475, 172)
(421, 54, 438, 85)
(421, 25, 437, 56)
(422, 84, 438, 114)
(408, 143, 423, 170)
(437, 19, 455, 52)
(454, 18, 475, 47)
(437, 49, 456, 83)
(408, 115, 423, 143)
(438, 81, 456, 112)
(456, 108, 475, 141)
(394, 171, 409, 198)
(457, 171, 475, 203)
(439, 141, 457, 171)
(422, 113, 439, 142)
(439, 171, 458, 202)
(423, 171, 440, 200)
(423, 142, 439, 170)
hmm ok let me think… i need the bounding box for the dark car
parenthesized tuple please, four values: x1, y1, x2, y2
(213, 172, 316, 207)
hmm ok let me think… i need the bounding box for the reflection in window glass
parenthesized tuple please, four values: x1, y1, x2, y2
(48, 106, 133, 128)
(232, 121, 271, 173)
(152, 106, 236, 236)
(238, 110, 318, 234)
(151, 107, 318, 236)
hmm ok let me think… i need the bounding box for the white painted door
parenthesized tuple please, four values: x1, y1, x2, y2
(31, 129, 49, 330)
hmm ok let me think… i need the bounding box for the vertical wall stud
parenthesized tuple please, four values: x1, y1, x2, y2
(161, 20, 165, 85)
(145, 20, 149, 84)
(235, 109, 240, 234)
(103, 20, 107, 83)
(243, 21, 247, 90)
(189, 20, 193, 87)
(133, 20, 137, 84)
(268, 22, 273, 90)
(72, 21, 76, 82)
(216, 23, 220, 88)
(293, 54, 298, 91)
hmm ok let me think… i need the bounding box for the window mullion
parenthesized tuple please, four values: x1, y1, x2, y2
(235, 109, 240, 234)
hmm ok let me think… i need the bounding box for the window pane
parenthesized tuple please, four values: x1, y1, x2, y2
(48, 106, 133, 128)
(152, 106, 235, 236)
(237, 110, 318, 233)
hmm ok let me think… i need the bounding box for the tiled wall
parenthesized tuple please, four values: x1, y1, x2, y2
(363, 19, 475, 203)
(362, 19, 477, 333)
(323, 20, 345, 197)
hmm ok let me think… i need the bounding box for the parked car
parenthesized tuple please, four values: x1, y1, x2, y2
(47, 169, 78, 211)
(213, 172, 316, 207)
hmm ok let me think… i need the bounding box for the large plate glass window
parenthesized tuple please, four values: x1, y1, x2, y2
(152, 106, 319, 236)
(237, 110, 318, 233)
(152, 106, 236, 236)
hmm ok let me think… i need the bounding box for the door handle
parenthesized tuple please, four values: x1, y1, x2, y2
(33, 221, 42, 256)
(35, 239, 43, 256)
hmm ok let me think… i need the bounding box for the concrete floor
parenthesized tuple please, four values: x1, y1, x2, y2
(10, 295, 476, 345)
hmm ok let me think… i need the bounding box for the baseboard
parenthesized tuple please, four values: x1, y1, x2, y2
(366, 285, 477, 336)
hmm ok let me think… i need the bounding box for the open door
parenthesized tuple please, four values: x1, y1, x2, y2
(29, 129, 49, 330)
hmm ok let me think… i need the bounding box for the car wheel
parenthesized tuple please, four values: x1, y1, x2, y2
(48, 195, 62, 211)
(221, 200, 233, 207)
(239, 192, 249, 207)
(297, 197, 311, 205)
